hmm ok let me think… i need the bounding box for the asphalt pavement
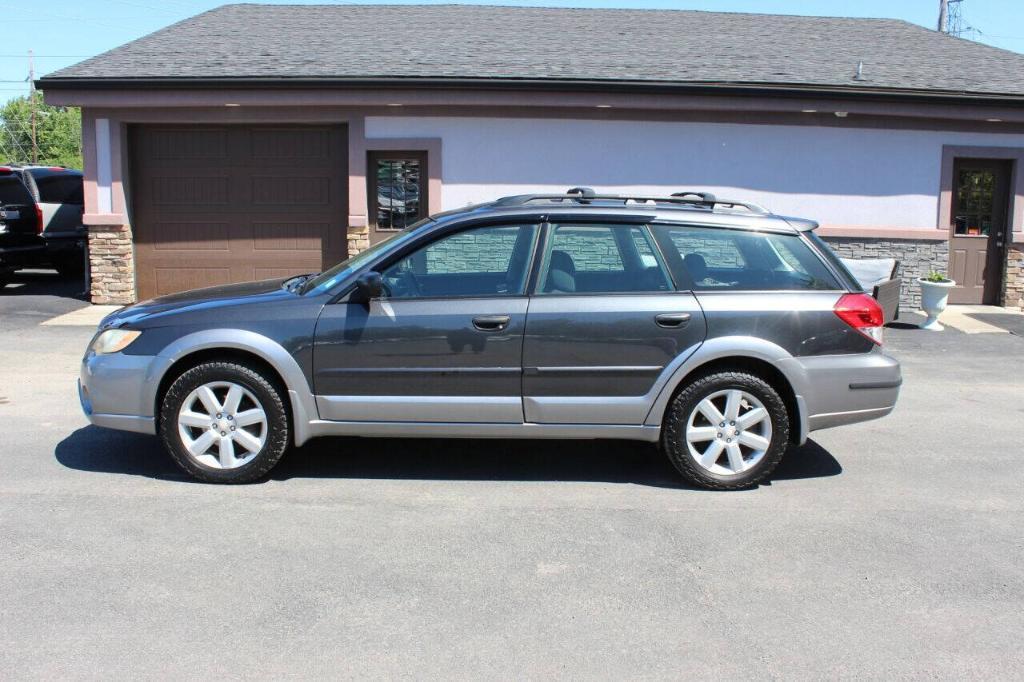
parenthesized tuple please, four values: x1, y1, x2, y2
(1, 272, 1022, 679)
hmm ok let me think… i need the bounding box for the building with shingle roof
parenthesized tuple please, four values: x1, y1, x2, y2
(38, 4, 1024, 306)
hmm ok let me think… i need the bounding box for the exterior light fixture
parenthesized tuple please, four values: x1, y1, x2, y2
(834, 111, 849, 118)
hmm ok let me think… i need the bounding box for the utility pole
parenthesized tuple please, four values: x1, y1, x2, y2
(939, 0, 969, 37)
(28, 49, 38, 164)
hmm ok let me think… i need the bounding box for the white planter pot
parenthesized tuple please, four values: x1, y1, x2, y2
(917, 278, 956, 330)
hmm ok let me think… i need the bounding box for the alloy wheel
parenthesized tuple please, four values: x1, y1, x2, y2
(684, 388, 773, 476)
(177, 381, 268, 469)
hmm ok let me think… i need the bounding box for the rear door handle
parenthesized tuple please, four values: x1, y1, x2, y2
(655, 312, 692, 328)
(472, 315, 511, 332)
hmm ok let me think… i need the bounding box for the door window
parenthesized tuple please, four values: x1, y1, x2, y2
(536, 224, 672, 294)
(953, 166, 998, 236)
(380, 224, 538, 299)
(651, 224, 840, 291)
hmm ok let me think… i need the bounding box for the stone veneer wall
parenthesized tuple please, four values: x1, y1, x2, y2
(347, 224, 370, 258)
(820, 237, 949, 309)
(1005, 243, 1024, 310)
(87, 224, 136, 305)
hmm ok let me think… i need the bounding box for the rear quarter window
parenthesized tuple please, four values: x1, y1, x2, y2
(651, 224, 841, 291)
(0, 175, 34, 205)
(33, 175, 84, 204)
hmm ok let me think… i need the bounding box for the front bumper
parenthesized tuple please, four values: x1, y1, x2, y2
(79, 350, 157, 435)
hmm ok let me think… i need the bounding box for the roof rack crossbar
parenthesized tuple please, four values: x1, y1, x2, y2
(493, 189, 768, 214)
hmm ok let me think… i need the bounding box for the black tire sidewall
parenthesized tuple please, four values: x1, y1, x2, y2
(662, 371, 790, 490)
(159, 361, 290, 483)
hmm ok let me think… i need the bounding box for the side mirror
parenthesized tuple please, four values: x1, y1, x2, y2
(355, 271, 383, 301)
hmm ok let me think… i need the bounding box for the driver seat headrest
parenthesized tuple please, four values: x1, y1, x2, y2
(545, 250, 577, 293)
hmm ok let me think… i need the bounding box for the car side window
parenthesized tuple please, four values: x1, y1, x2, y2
(650, 224, 841, 291)
(379, 224, 538, 299)
(536, 224, 672, 295)
(34, 175, 84, 204)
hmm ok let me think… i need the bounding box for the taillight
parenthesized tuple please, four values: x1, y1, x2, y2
(35, 203, 44, 235)
(834, 293, 884, 345)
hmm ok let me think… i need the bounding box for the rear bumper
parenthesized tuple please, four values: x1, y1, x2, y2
(43, 235, 86, 256)
(0, 243, 46, 268)
(79, 351, 157, 435)
(781, 348, 901, 436)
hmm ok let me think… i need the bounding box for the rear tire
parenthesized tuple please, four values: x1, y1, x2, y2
(661, 371, 790, 490)
(159, 361, 290, 483)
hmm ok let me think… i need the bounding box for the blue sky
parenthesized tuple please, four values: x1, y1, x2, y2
(3, 0, 1023, 102)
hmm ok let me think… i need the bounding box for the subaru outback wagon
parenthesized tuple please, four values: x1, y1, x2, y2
(79, 189, 901, 489)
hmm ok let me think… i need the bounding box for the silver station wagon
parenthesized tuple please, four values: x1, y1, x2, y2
(79, 189, 901, 489)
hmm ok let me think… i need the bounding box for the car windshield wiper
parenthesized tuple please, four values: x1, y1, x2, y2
(282, 273, 316, 292)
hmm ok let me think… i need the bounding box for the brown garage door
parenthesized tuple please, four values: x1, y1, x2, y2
(130, 124, 347, 299)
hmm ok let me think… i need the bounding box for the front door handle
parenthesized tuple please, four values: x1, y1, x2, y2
(655, 312, 692, 328)
(472, 315, 511, 332)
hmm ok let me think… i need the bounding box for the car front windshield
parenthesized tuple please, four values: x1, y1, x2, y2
(299, 219, 431, 295)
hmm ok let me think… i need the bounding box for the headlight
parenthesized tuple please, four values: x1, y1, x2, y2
(91, 329, 142, 354)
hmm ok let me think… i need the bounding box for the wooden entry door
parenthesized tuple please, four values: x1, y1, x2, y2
(948, 159, 1010, 305)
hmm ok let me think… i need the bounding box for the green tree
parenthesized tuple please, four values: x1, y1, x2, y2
(0, 91, 82, 169)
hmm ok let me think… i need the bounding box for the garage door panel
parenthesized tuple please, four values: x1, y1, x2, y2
(151, 176, 230, 205)
(154, 267, 233, 294)
(149, 222, 230, 251)
(252, 221, 327, 252)
(251, 129, 331, 160)
(252, 176, 330, 205)
(253, 267, 319, 281)
(139, 128, 229, 161)
(131, 124, 347, 299)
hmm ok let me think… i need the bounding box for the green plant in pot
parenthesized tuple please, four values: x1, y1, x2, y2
(917, 270, 955, 330)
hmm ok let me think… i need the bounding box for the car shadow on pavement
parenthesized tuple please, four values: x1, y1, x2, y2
(1, 269, 87, 300)
(56, 425, 842, 489)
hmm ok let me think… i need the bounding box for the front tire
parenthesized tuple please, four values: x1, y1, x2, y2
(661, 371, 790, 490)
(159, 361, 290, 483)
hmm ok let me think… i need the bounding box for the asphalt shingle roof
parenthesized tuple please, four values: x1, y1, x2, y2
(41, 3, 1024, 98)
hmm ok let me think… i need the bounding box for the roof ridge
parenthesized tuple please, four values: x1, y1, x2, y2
(213, 3, 919, 24)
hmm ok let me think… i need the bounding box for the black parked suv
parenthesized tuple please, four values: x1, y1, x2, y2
(0, 165, 86, 285)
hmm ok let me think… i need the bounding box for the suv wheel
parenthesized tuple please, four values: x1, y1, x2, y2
(662, 371, 790, 490)
(159, 361, 290, 483)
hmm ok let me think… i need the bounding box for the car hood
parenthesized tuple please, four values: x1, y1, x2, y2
(99, 277, 297, 328)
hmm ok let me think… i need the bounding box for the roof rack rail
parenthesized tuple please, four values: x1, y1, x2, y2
(492, 188, 768, 214)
